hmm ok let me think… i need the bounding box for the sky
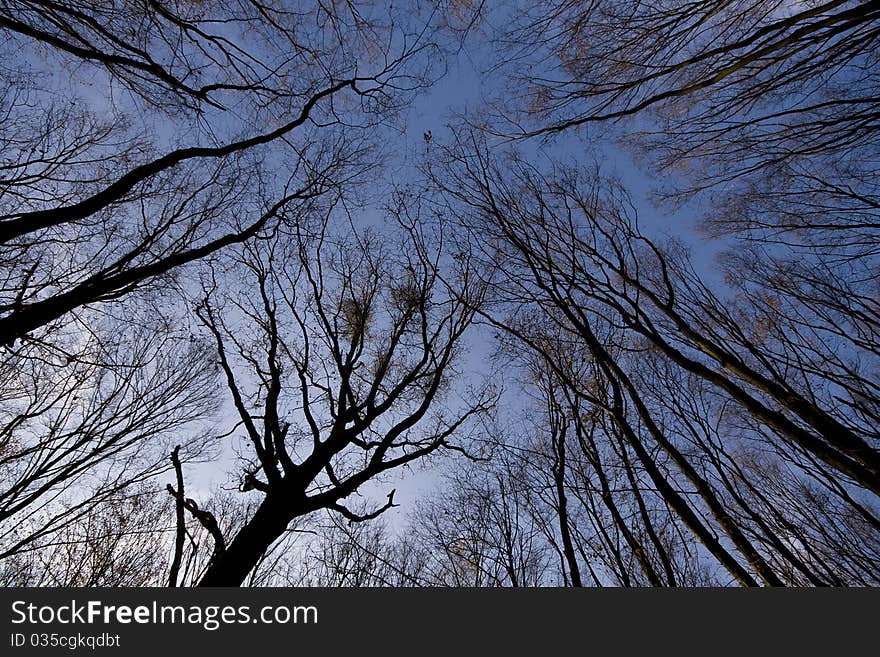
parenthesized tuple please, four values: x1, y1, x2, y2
(169, 7, 740, 530)
(2, 3, 736, 541)
(264, 14, 737, 525)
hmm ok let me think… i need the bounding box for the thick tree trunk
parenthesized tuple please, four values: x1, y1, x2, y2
(198, 495, 294, 587)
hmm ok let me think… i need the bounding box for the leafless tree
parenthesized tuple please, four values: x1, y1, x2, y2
(464, 338, 723, 587)
(283, 514, 429, 587)
(6, 0, 877, 589)
(1, 0, 437, 346)
(180, 197, 494, 586)
(0, 307, 220, 566)
(0, 0, 447, 584)
(0, 486, 171, 586)
(406, 461, 554, 587)
(484, 0, 879, 295)
(430, 139, 879, 585)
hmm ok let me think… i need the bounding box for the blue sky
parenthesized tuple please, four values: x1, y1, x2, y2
(171, 9, 738, 527)
(2, 3, 733, 535)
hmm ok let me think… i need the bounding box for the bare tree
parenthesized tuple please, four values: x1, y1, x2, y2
(0, 0, 448, 349)
(0, 1, 447, 584)
(431, 139, 879, 585)
(6, 0, 876, 590)
(0, 306, 220, 566)
(473, 336, 723, 587)
(0, 486, 171, 587)
(484, 0, 879, 306)
(286, 514, 429, 587)
(405, 463, 554, 587)
(181, 197, 494, 586)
